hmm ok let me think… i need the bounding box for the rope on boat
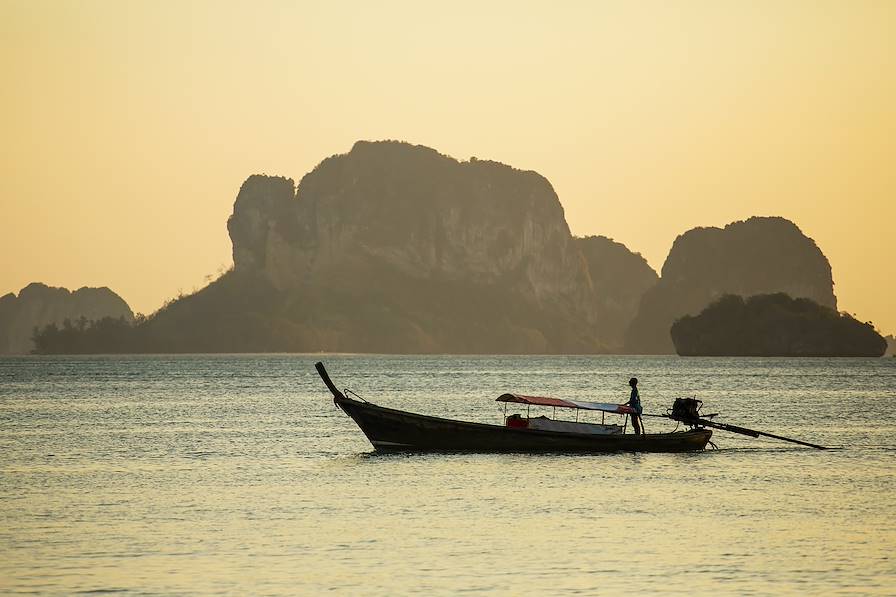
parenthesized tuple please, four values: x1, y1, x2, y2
(344, 388, 368, 403)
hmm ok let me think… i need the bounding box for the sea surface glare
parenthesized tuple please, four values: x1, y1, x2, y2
(1, 355, 894, 595)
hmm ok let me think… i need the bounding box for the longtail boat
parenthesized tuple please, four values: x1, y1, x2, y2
(316, 362, 712, 453)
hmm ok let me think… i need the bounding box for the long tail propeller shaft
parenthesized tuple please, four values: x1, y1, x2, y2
(660, 397, 828, 450)
(691, 417, 828, 450)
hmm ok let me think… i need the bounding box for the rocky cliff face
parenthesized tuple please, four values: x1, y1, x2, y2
(624, 217, 836, 354)
(0, 283, 133, 353)
(575, 236, 658, 350)
(219, 141, 611, 352)
(229, 141, 595, 318)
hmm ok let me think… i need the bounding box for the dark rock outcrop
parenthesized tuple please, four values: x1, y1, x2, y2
(624, 217, 836, 354)
(885, 335, 895, 357)
(670, 293, 886, 356)
(0, 283, 133, 353)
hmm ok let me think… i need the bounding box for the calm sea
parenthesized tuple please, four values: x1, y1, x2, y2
(1, 355, 894, 595)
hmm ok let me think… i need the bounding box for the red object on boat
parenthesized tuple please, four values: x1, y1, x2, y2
(505, 414, 529, 428)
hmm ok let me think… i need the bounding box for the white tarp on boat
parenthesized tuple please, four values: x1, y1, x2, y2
(566, 400, 634, 414)
(527, 416, 623, 435)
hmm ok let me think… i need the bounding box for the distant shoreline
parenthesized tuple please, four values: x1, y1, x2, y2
(3, 352, 892, 358)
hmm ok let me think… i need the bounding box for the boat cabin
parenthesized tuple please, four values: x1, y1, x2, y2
(497, 393, 638, 435)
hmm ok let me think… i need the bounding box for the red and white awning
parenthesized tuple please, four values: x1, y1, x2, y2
(496, 393, 635, 415)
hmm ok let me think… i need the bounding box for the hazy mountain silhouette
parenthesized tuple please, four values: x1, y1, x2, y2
(29, 144, 868, 356)
(670, 293, 886, 356)
(34, 141, 656, 353)
(0, 283, 133, 354)
(624, 217, 836, 354)
(575, 235, 658, 346)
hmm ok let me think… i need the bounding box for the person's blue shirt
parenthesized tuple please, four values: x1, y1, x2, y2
(629, 387, 643, 415)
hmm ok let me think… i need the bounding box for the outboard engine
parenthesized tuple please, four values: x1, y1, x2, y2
(669, 397, 703, 426)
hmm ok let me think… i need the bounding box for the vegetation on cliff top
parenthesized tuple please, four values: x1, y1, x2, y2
(670, 293, 886, 357)
(1, 283, 133, 354)
(30, 266, 604, 354)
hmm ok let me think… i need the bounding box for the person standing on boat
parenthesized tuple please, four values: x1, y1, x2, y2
(625, 377, 645, 435)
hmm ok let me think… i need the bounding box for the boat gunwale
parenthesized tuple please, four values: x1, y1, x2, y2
(334, 393, 710, 442)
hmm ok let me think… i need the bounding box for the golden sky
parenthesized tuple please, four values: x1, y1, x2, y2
(2, 1, 894, 334)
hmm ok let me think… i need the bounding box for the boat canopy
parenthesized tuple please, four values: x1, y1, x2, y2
(496, 393, 636, 415)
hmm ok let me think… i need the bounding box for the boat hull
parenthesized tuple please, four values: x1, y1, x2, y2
(335, 395, 712, 453)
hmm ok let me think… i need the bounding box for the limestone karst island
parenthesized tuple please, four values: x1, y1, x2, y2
(3, 141, 889, 357)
